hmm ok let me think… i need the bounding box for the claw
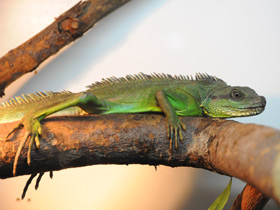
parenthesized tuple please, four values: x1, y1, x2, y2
(174, 129, 178, 149)
(167, 124, 170, 139)
(180, 121, 187, 130)
(35, 172, 44, 190)
(166, 118, 186, 151)
(49, 171, 53, 179)
(35, 133, 40, 149)
(8, 117, 42, 176)
(6, 123, 23, 140)
(169, 137, 173, 150)
(38, 123, 42, 135)
(22, 172, 45, 199)
(27, 135, 34, 166)
(22, 173, 37, 199)
(179, 129, 183, 142)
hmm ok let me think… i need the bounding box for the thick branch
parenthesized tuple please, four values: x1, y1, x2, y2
(0, 114, 279, 205)
(0, 0, 130, 97)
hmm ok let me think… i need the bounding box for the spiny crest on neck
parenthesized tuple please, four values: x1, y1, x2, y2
(87, 72, 225, 90)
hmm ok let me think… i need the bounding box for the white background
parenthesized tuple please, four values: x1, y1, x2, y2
(0, 0, 279, 209)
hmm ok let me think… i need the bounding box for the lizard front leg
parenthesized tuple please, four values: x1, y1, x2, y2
(6, 92, 103, 175)
(155, 90, 186, 150)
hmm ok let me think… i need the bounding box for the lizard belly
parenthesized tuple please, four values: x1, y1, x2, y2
(176, 107, 203, 117)
(103, 102, 161, 114)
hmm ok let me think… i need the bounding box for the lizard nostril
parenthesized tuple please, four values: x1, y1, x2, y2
(260, 96, 266, 107)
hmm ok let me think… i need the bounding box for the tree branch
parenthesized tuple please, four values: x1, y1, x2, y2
(0, 114, 279, 205)
(0, 0, 131, 97)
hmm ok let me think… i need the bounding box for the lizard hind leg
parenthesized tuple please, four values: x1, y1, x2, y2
(7, 115, 42, 176)
(6, 91, 101, 176)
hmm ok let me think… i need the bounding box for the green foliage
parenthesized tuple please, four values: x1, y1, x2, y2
(208, 178, 232, 210)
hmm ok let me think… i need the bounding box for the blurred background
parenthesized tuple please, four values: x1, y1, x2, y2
(0, 0, 279, 209)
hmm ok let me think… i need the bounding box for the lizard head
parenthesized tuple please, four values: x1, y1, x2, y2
(200, 86, 266, 118)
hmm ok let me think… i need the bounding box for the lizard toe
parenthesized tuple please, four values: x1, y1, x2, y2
(13, 132, 30, 176)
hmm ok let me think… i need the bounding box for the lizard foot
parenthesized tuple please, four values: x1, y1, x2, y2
(167, 118, 186, 150)
(6, 116, 42, 176)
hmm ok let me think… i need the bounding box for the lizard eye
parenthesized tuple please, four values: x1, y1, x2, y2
(231, 90, 243, 100)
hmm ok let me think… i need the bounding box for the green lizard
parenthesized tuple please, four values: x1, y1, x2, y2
(0, 73, 266, 175)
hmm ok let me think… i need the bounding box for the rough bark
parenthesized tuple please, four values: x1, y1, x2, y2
(0, 114, 279, 206)
(0, 0, 131, 97)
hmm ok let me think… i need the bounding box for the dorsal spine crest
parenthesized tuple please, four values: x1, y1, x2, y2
(1, 90, 72, 108)
(87, 72, 223, 90)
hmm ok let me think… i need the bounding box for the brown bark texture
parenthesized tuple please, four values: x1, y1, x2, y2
(0, 0, 131, 97)
(0, 114, 279, 206)
(230, 184, 270, 210)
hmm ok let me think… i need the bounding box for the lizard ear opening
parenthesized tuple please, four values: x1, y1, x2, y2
(199, 103, 210, 116)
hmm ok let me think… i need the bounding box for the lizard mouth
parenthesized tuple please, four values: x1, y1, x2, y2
(220, 104, 266, 117)
(202, 105, 265, 118)
(234, 105, 265, 117)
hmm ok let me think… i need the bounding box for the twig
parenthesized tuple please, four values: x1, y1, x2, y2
(0, 0, 131, 97)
